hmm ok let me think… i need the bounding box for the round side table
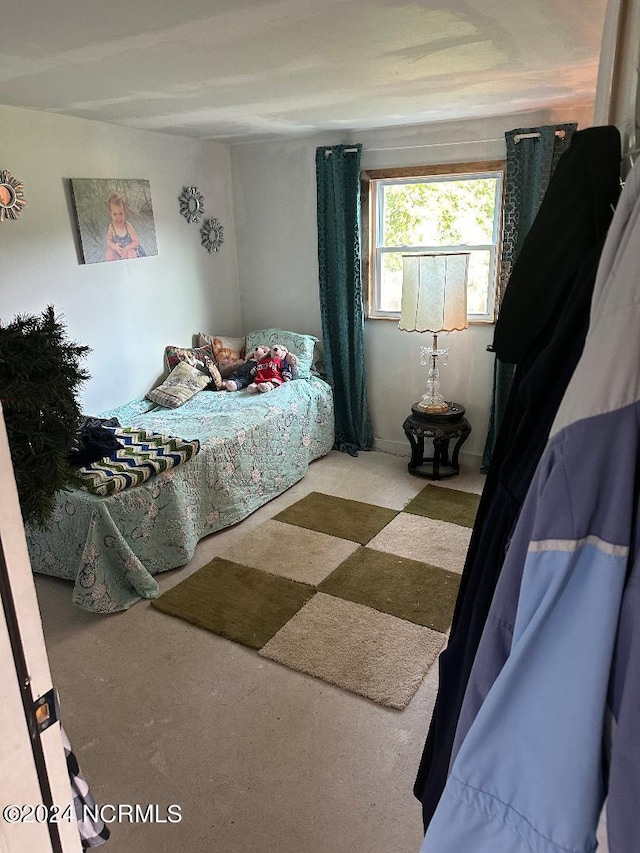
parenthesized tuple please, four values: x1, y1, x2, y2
(403, 402, 471, 480)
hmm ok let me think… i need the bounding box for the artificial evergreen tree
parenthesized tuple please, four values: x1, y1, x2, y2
(0, 306, 90, 528)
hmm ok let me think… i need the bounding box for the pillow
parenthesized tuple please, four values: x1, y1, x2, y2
(197, 333, 245, 362)
(164, 343, 212, 370)
(147, 362, 211, 409)
(244, 329, 318, 379)
(196, 334, 246, 378)
(163, 344, 223, 390)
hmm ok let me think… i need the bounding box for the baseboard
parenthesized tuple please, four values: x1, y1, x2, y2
(373, 438, 410, 457)
(373, 438, 482, 471)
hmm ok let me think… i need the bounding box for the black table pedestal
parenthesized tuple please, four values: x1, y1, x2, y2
(403, 402, 471, 480)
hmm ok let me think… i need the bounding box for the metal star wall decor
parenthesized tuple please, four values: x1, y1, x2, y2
(0, 170, 27, 221)
(200, 217, 224, 252)
(178, 186, 204, 223)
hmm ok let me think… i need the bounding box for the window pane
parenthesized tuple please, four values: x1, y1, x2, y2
(379, 249, 491, 316)
(382, 178, 498, 248)
(379, 253, 403, 312)
(466, 250, 491, 314)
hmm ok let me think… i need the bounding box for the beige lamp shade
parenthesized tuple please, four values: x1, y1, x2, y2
(399, 253, 470, 333)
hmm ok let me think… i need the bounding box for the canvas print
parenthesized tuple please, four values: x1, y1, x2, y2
(70, 178, 158, 264)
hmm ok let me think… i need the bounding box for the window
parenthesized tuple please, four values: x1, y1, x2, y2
(364, 162, 504, 322)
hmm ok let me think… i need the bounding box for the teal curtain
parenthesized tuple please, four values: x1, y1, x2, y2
(316, 144, 374, 455)
(481, 123, 576, 472)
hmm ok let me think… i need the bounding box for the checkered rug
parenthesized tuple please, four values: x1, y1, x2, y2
(151, 485, 480, 709)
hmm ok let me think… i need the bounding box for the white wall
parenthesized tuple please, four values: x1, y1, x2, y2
(231, 104, 594, 461)
(0, 105, 241, 414)
(4, 101, 597, 455)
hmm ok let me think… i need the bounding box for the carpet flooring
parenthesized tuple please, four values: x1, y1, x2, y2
(151, 485, 480, 709)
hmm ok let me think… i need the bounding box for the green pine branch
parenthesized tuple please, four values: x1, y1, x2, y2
(0, 305, 91, 528)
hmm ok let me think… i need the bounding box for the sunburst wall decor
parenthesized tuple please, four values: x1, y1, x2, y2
(178, 186, 205, 223)
(0, 170, 28, 222)
(200, 217, 224, 252)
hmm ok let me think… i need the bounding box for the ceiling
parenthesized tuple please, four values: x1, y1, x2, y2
(0, 0, 607, 143)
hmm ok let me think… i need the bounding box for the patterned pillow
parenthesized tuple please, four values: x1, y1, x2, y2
(244, 329, 318, 379)
(147, 362, 211, 408)
(197, 333, 245, 362)
(163, 344, 223, 390)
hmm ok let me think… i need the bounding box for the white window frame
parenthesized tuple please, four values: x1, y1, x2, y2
(364, 162, 505, 323)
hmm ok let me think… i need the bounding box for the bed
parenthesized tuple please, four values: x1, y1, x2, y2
(26, 376, 334, 613)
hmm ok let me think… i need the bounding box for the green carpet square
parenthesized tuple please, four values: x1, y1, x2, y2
(403, 484, 481, 528)
(274, 491, 398, 544)
(318, 547, 460, 633)
(151, 558, 315, 649)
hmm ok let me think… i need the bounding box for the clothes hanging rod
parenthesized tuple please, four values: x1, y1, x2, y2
(513, 129, 567, 144)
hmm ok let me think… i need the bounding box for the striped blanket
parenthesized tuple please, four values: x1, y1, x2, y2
(77, 427, 200, 496)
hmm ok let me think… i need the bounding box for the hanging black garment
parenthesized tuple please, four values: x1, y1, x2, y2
(491, 126, 621, 365)
(414, 125, 621, 829)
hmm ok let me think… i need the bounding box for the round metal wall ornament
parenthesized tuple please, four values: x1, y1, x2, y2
(200, 217, 224, 253)
(0, 170, 27, 222)
(178, 186, 204, 224)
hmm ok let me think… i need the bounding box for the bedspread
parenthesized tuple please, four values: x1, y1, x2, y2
(27, 377, 334, 613)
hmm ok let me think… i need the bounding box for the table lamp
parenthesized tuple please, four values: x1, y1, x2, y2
(399, 253, 470, 414)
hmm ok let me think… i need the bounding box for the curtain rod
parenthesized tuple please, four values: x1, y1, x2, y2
(513, 129, 567, 144)
(324, 138, 507, 154)
(324, 132, 565, 153)
(364, 138, 504, 151)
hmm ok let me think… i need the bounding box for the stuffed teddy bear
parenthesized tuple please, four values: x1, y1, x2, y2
(222, 345, 270, 391)
(246, 344, 298, 393)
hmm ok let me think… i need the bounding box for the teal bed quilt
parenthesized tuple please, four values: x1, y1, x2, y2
(27, 377, 334, 613)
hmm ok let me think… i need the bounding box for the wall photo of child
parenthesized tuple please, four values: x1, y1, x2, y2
(71, 178, 158, 265)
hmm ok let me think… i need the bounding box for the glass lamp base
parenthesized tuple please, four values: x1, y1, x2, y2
(419, 340, 450, 415)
